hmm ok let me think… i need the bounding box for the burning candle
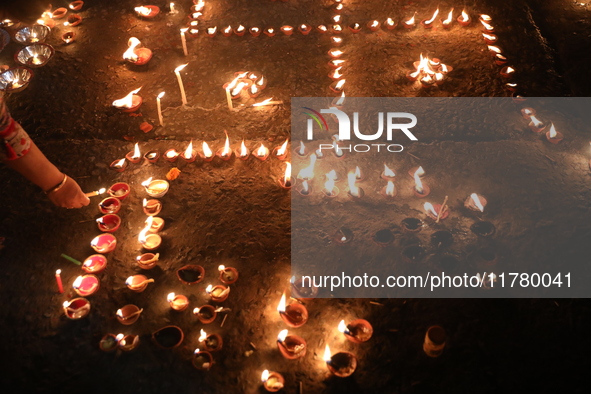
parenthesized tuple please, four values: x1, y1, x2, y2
(546, 123, 564, 144)
(255, 143, 270, 161)
(277, 293, 308, 327)
(55, 269, 64, 293)
(457, 9, 471, 26)
(112, 87, 142, 112)
(73, 274, 99, 297)
(84, 188, 106, 198)
(201, 141, 214, 161)
(465, 193, 487, 212)
(348, 172, 363, 198)
(125, 143, 142, 163)
(179, 28, 189, 57)
(441, 8, 454, 28)
(421, 9, 439, 28)
(206, 284, 230, 302)
(276, 329, 307, 359)
(174, 64, 188, 106)
(324, 345, 358, 378)
(261, 370, 285, 392)
(126, 275, 154, 292)
(63, 298, 91, 319)
(181, 140, 196, 162)
(167, 292, 189, 311)
(323, 170, 339, 197)
(91, 233, 117, 253)
(338, 319, 373, 343)
(279, 162, 292, 189)
(123, 37, 152, 65)
(216, 132, 233, 160)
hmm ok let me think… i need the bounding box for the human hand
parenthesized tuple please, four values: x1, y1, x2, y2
(47, 175, 90, 208)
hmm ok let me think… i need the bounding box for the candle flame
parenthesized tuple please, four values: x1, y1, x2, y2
(261, 370, 270, 382)
(329, 49, 344, 57)
(301, 180, 309, 193)
(335, 79, 346, 90)
(202, 141, 213, 158)
(330, 67, 343, 80)
(131, 143, 140, 159)
(386, 181, 395, 196)
(354, 166, 362, 179)
(175, 63, 188, 73)
(425, 9, 440, 24)
(277, 329, 288, 342)
(224, 25, 232, 34)
(139, 216, 153, 243)
(123, 37, 141, 62)
(333, 15, 342, 23)
(414, 173, 424, 194)
(184, 140, 194, 159)
(63, 301, 70, 308)
(323, 344, 332, 362)
(297, 154, 316, 180)
(284, 162, 291, 185)
(194, 0, 205, 11)
(158, 91, 165, 99)
(277, 293, 287, 312)
(193, 307, 200, 314)
(443, 8, 454, 24)
(256, 143, 269, 157)
(167, 292, 175, 302)
(112, 87, 141, 108)
(481, 20, 494, 30)
(424, 202, 438, 217)
(335, 91, 346, 106)
(277, 139, 289, 156)
(199, 329, 207, 342)
(298, 141, 306, 155)
(236, 25, 245, 32)
(470, 193, 485, 212)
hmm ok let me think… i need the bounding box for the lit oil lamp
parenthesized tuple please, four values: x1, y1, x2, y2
(116, 304, 143, 325)
(188, 12, 202, 21)
(249, 27, 261, 37)
(505, 82, 518, 92)
(112, 87, 142, 112)
(254, 143, 270, 161)
(143, 198, 162, 216)
(277, 330, 307, 360)
(324, 345, 357, 378)
(338, 319, 373, 343)
(206, 284, 230, 302)
(403, 13, 417, 29)
(545, 123, 563, 144)
(330, 79, 346, 93)
(125, 143, 141, 163)
(383, 17, 397, 30)
(180, 140, 196, 162)
(123, 37, 152, 66)
(494, 53, 508, 66)
(0, 67, 33, 93)
(441, 9, 454, 28)
(216, 132, 233, 160)
(96, 214, 121, 233)
(277, 293, 308, 327)
(272, 139, 289, 160)
(167, 292, 189, 311)
(145, 216, 164, 234)
(16, 44, 54, 68)
(347, 172, 363, 198)
(500, 66, 515, 78)
(328, 66, 343, 80)
(109, 158, 127, 172)
(164, 149, 179, 162)
(199, 329, 223, 352)
(261, 370, 284, 392)
(278, 162, 292, 189)
(200, 141, 214, 161)
(424, 202, 449, 221)
(331, 24, 343, 34)
(139, 217, 162, 250)
(330, 36, 343, 46)
(348, 23, 361, 33)
(126, 275, 154, 292)
(218, 264, 239, 284)
(328, 49, 344, 59)
(317, 25, 329, 33)
(233, 25, 246, 36)
(323, 170, 339, 197)
(528, 115, 545, 133)
(465, 193, 487, 212)
(142, 177, 169, 198)
(423, 325, 446, 357)
(413, 172, 430, 197)
(297, 180, 311, 196)
(521, 107, 536, 119)
(487, 45, 503, 57)
(235, 140, 250, 160)
(98, 197, 121, 214)
(280, 25, 294, 35)
(264, 27, 275, 37)
(82, 254, 107, 274)
(91, 233, 117, 253)
(482, 33, 498, 44)
(192, 349, 213, 370)
(298, 24, 312, 35)
(64, 14, 82, 26)
(73, 274, 99, 297)
(221, 25, 232, 37)
(480, 19, 495, 33)
(63, 298, 91, 319)
(294, 141, 308, 158)
(193, 305, 217, 324)
(135, 5, 160, 18)
(144, 149, 160, 163)
(117, 334, 140, 352)
(367, 20, 381, 31)
(381, 164, 396, 181)
(177, 264, 205, 285)
(457, 9, 471, 26)
(187, 22, 199, 37)
(421, 9, 439, 28)
(14, 25, 50, 44)
(401, 217, 424, 233)
(334, 3, 344, 12)
(136, 252, 159, 269)
(69, 1, 84, 11)
(193, 0, 205, 12)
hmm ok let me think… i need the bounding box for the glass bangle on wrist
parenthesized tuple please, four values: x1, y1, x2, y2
(44, 174, 68, 195)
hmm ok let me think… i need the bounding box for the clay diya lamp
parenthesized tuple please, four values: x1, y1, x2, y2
(413, 180, 430, 198)
(193, 305, 217, 324)
(482, 33, 498, 45)
(384, 17, 397, 30)
(136, 252, 159, 269)
(421, 10, 439, 29)
(140, 232, 161, 251)
(402, 244, 426, 263)
(69, 1, 84, 11)
(276, 330, 307, 360)
(521, 107, 536, 120)
(176, 264, 205, 285)
(331, 24, 343, 34)
(465, 193, 487, 212)
(73, 274, 100, 297)
(125, 144, 142, 163)
(330, 79, 346, 93)
(253, 143, 270, 161)
(221, 25, 233, 37)
(249, 27, 261, 37)
(457, 10, 471, 26)
(65, 14, 82, 27)
(0, 67, 33, 93)
(401, 218, 423, 233)
(206, 284, 230, 302)
(278, 169, 293, 189)
(298, 24, 312, 35)
(347, 22, 361, 33)
(146, 217, 164, 233)
(91, 233, 117, 253)
(476, 246, 498, 266)
(315, 24, 327, 34)
(199, 329, 223, 352)
(290, 276, 318, 300)
(199, 142, 215, 161)
(218, 265, 238, 285)
(431, 230, 454, 248)
(126, 275, 154, 292)
(192, 349, 213, 370)
(272, 140, 289, 160)
(63, 298, 90, 319)
(470, 221, 496, 237)
(264, 27, 276, 37)
(143, 198, 162, 216)
(324, 346, 357, 378)
(127, 45, 154, 65)
(494, 54, 508, 66)
(108, 182, 130, 200)
(500, 66, 515, 79)
(52, 7, 68, 19)
(135, 5, 160, 18)
(233, 25, 246, 36)
(96, 214, 121, 233)
(403, 14, 417, 29)
(333, 227, 353, 245)
(180, 143, 197, 163)
(277, 294, 308, 328)
(152, 325, 184, 349)
(423, 325, 446, 357)
(205, 27, 217, 37)
(424, 203, 449, 221)
(167, 292, 189, 311)
(505, 82, 519, 92)
(116, 304, 143, 325)
(164, 148, 180, 162)
(280, 25, 294, 35)
(545, 123, 564, 144)
(61, 31, 75, 44)
(109, 158, 127, 172)
(339, 319, 373, 343)
(82, 254, 107, 274)
(261, 370, 285, 392)
(144, 149, 160, 163)
(99, 334, 119, 352)
(528, 115, 545, 133)
(117, 334, 140, 352)
(98, 197, 121, 214)
(373, 229, 395, 246)
(142, 178, 169, 198)
(367, 20, 381, 31)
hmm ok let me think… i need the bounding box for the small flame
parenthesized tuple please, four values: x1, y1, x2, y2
(460, 10, 470, 22)
(175, 63, 188, 73)
(414, 173, 424, 194)
(202, 141, 213, 158)
(206, 284, 213, 294)
(530, 115, 543, 128)
(277, 139, 289, 156)
(135, 6, 152, 16)
(220, 132, 231, 156)
(370, 20, 379, 27)
(277, 329, 288, 342)
(330, 67, 343, 79)
(355, 166, 361, 179)
(548, 123, 558, 138)
(297, 154, 317, 180)
(112, 87, 141, 108)
(123, 37, 141, 62)
(298, 141, 306, 155)
(384, 164, 395, 177)
(261, 370, 270, 383)
(335, 91, 346, 106)
(333, 15, 342, 23)
(323, 344, 332, 362)
(348, 172, 359, 197)
(199, 329, 207, 342)
(481, 20, 494, 31)
(404, 12, 416, 26)
(194, 0, 205, 11)
(236, 25, 245, 32)
(116, 333, 124, 341)
(73, 276, 83, 289)
(325, 170, 337, 194)
(480, 14, 492, 22)
(158, 92, 165, 99)
(277, 293, 287, 312)
(425, 9, 440, 24)
(167, 292, 175, 302)
(329, 49, 344, 57)
(141, 177, 153, 188)
(252, 98, 273, 107)
(335, 79, 346, 90)
(193, 307, 200, 314)
(301, 180, 309, 193)
(338, 320, 347, 333)
(443, 8, 454, 24)
(414, 166, 425, 177)
(385, 181, 395, 196)
(386, 17, 395, 26)
(470, 193, 485, 212)
(63, 301, 70, 308)
(256, 143, 269, 157)
(488, 45, 502, 54)
(424, 202, 438, 217)
(239, 140, 249, 157)
(131, 143, 141, 159)
(284, 162, 292, 185)
(125, 276, 134, 286)
(224, 25, 232, 34)
(331, 36, 343, 45)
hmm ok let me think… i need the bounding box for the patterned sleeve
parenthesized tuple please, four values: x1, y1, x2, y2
(0, 95, 32, 160)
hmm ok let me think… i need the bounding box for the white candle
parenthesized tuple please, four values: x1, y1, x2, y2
(180, 28, 188, 57)
(156, 92, 165, 126)
(174, 64, 188, 106)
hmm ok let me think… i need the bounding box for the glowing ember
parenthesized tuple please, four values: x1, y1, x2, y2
(112, 87, 141, 108)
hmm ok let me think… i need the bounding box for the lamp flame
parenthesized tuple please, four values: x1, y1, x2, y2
(141, 176, 153, 188)
(336, 91, 346, 106)
(325, 170, 337, 195)
(277, 329, 288, 342)
(384, 164, 395, 177)
(256, 143, 269, 157)
(135, 6, 151, 16)
(167, 292, 175, 302)
(131, 143, 141, 159)
(385, 181, 395, 196)
(123, 37, 141, 62)
(460, 10, 470, 22)
(470, 193, 485, 212)
(323, 344, 332, 362)
(348, 172, 359, 197)
(261, 370, 270, 383)
(252, 98, 273, 107)
(548, 123, 557, 138)
(199, 329, 207, 342)
(277, 293, 286, 312)
(202, 141, 213, 158)
(112, 87, 141, 108)
(277, 139, 289, 156)
(239, 140, 249, 157)
(404, 12, 416, 26)
(425, 9, 440, 24)
(283, 162, 292, 186)
(424, 202, 438, 217)
(414, 172, 424, 194)
(297, 154, 317, 180)
(73, 276, 83, 289)
(175, 63, 188, 73)
(414, 166, 425, 177)
(443, 8, 454, 24)
(338, 320, 348, 333)
(221, 132, 231, 156)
